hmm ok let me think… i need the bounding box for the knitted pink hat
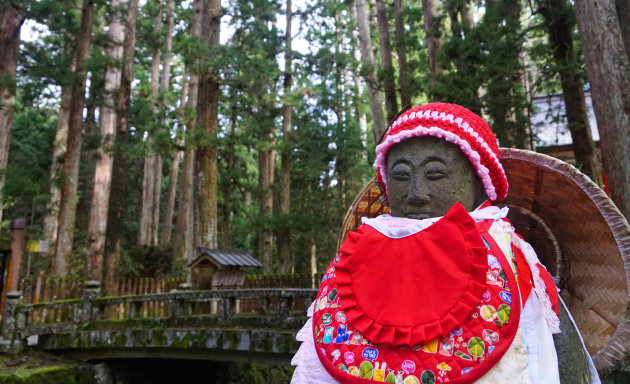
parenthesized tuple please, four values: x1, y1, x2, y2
(374, 102, 509, 204)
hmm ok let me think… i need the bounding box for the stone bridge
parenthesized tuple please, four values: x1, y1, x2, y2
(0, 281, 317, 365)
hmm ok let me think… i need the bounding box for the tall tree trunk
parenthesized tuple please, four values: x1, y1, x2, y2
(87, 0, 126, 280)
(162, 151, 180, 243)
(447, 1, 474, 38)
(540, 0, 602, 184)
(278, 0, 293, 273)
(258, 9, 278, 272)
(221, 95, 236, 249)
(174, 126, 196, 267)
(616, 0, 630, 59)
(394, 0, 410, 107)
(76, 101, 98, 231)
(334, 11, 347, 221)
(149, 1, 164, 246)
(139, 158, 156, 244)
(45, 28, 81, 249)
(52, 0, 95, 276)
(103, 0, 138, 295)
(461, 1, 474, 28)
(258, 146, 275, 271)
(335, 11, 343, 126)
(422, 0, 444, 88)
(351, 27, 369, 162)
(160, 0, 174, 105)
(149, 1, 164, 245)
(174, 0, 203, 269)
(155, 0, 175, 245)
(138, 0, 163, 246)
(375, 0, 398, 120)
(150, 144, 163, 243)
(353, 0, 386, 141)
(43, 85, 72, 246)
(162, 73, 188, 244)
(196, 0, 221, 249)
(0, 4, 24, 228)
(575, 0, 630, 221)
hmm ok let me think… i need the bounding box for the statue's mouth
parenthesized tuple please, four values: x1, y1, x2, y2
(405, 212, 432, 220)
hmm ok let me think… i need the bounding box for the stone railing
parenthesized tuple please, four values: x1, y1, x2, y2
(1, 281, 317, 350)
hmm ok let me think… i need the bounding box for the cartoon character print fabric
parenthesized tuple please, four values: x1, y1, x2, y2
(312, 204, 521, 384)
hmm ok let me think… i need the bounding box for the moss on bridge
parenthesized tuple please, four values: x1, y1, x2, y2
(38, 327, 299, 364)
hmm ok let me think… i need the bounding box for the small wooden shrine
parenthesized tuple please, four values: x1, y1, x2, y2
(188, 248, 262, 290)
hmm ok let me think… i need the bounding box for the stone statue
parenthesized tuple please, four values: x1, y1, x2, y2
(291, 103, 599, 384)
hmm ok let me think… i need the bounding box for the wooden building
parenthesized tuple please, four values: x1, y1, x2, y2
(188, 248, 262, 290)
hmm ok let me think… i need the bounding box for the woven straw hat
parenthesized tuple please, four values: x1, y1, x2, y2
(337, 148, 630, 376)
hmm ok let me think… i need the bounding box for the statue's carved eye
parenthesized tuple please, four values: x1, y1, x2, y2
(426, 170, 447, 180)
(390, 163, 411, 181)
(425, 163, 448, 180)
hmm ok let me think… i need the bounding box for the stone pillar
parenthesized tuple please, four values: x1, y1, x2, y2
(76, 280, 101, 323)
(220, 293, 236, 321)
(1, 291, 21, 340)
(279, 295, 293, 320)
(1, 219, 25, 315)
(169, 283, 192, 319)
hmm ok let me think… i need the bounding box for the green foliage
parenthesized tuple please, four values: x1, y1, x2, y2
(119, 244, 174, 278)
(436, 0, 530, 147)
(2, 96, 57, 237)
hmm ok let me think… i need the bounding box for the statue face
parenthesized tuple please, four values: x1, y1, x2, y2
(385, 137, 486, 219)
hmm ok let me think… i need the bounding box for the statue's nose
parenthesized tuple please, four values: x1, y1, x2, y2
(407, 178, 430, 204)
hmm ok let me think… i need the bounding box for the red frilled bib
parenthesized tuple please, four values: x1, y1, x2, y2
(313, 203, 521, 384)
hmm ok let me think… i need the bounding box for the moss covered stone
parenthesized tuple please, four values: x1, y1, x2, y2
(151, 328, 167, 347)
(0, 352, 94, 384)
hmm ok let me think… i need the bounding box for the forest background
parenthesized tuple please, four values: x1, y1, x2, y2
(0, 0, 629, 295)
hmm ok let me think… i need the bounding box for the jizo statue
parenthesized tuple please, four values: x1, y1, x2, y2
(291, 103, 599, 384)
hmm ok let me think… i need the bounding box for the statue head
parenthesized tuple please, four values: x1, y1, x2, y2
(374, 103, 508, 218)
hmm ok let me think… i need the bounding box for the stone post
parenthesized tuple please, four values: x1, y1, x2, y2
(2, 291, 21, 340)
(279, 295, 293, 320)
(170, 283, 191, 320)
(1, 219, 25, 315)
(220, 292, 236, 321)
(76, 281, 100, 323)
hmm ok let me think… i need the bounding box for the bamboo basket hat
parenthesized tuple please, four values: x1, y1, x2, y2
(337, 104, 630, 376)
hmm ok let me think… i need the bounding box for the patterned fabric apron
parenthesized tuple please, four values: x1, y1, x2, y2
(312, 203, 524, 384)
